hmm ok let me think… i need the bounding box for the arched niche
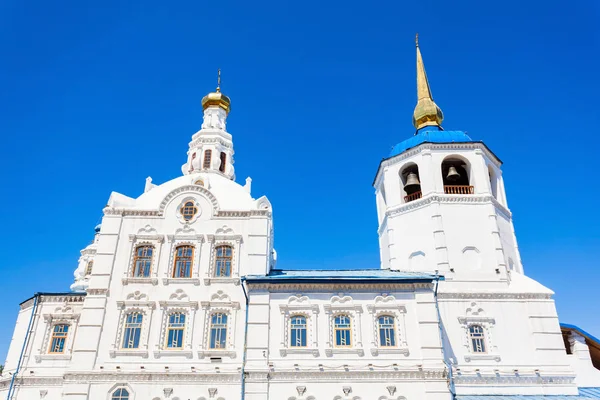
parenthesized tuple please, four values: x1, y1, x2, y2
(441, 155, 473, 194)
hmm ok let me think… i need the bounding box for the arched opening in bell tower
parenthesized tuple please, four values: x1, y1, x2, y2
(400, 163, 422, 203)
(441, 157, 473, 194)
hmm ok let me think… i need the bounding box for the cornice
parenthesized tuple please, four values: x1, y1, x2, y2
(103, 208, 271, 219)
(268, 369, 446, 381)
(438, 292, 552, 300)
(386, 194, 511, 219)
(453, 374, 575, 385)
(246, 282, 433, 292)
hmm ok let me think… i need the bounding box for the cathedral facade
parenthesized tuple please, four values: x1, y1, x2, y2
(1, 42, 599, 400)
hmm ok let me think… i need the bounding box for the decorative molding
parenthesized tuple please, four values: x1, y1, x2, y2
(204, 277, 240, 286)
(325, 348, 365, 357)
(153, 349, 193, 359)
(453, 373, 575, 385)
(163, 278, 201, 286)
(437, 292, 552, 300)
(280, 348, 320, 357)
(159, 185, 220, 216)
(197, 350, 237, 359)
(122, 277, 159, 286)
(267, 369, 447, 381)
(463, 353, 501, 362)
(246, 282, 433, 292)
(108, 349, 149, 358)
(370, 347, 410, 356)
(385, 194, 510, 220)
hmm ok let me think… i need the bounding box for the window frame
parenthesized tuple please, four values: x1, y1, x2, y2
(323, 295, 364, 356)
(111, 295, 155, 358)
(366, 295, 409, 356)
(132, 245, 154, 278)
(180, 201, 198, 222)
(172, 244, 194, 278)
(289, 314, 308, 348)
(214, 245, 233, 277)
(166, 312, 186, 349)
(468, 324, 487, 353)
(209, 312, 228, 349)
(333, 314, 353, 348)
(111, 388, 130, 400)
(219, 152, 227, 173)
(48, 323, 70, 354)
(205, 235, 243, 285)
(121, 311, 144, 350)
(199, 291, 240, 359)
(279, 295, 320, 357)
(377, 314, 397, 348)
(85, 261, 94, 276)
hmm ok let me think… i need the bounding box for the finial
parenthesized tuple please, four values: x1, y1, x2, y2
(216, 69, 221, 93)
(412, 37, 444, 130)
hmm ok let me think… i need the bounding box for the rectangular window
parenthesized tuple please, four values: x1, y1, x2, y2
(173, 245, 194, 278)
(334, 315, 352, 347)
(215, 245, 232, 277)
(122, 312, 143, 349)
(210, 313, 228, 349)
(378, 315, 396, 347)
(469, 325, 486, 353)
(49, 324, 69, 353)
(290, 315, 307, 347)
(133, 245, 153, 277)
(166, 313, 186, 349)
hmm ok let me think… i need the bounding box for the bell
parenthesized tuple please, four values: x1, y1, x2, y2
(404, 172, 421, 191)
(446, 166, 460, 181)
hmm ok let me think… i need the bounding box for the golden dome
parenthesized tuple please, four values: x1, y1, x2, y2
(201, 69, 231, 114)
(201, 88, 231, 114)
(412, 36, 444, 130)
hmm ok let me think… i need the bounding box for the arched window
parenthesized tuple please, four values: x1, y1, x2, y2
(85, 261, 93, 276)
(111, 388, 129, 400)
(173, 245, 194, 278)
(166, 313, 186, 349)
(49, 324, 69, 353)
(203, 149, 212, 169)
(132, 245, 153, 277)
(122, 312, 143, 349)
(334, 314, 352, 347)
(469, 325, 486, 353)
(180, 201, 198, 221)
(400, 164, 422, 203)
(219, 152, 227, 173)
(442, 158, 473, 194)
(209, 313, 228, 349)
(290, 315, 307, 347)
(215, 245, 233, 277)
(378, 315, 396, 347)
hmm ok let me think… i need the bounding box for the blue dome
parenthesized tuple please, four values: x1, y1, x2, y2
(389, 128, 473, 158)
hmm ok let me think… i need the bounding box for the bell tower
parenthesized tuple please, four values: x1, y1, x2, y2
(182, 69, 236, 180)
(373, 36, 520, 282)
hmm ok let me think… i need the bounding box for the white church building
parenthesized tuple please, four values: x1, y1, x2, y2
(1, 41, 599, 400)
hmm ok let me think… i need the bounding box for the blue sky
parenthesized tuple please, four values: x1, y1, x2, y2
(0, 0, 599, 360)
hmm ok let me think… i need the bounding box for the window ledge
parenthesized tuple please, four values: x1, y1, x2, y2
(35, 354, 72, 363)
(325, 348, 364, 357)
(370, 346, 410, 356)
(109, 349, 149, 358)
(122, 277, 159, 285)
(154, 349, 193, 359)
(162, 278, 201, 286)
(204, 277, 240, 286)
(280, 348, 319, 357)
(464, 353, 501, 362)
(198, 350, 237, 359)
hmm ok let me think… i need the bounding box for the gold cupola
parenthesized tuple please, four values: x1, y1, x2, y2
(412, 35, 444, 130)
(201, 69, 231, 114)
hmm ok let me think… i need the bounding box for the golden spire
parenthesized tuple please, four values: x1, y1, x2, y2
(412, 34, 443, 130)
(202, 68, 231, 114)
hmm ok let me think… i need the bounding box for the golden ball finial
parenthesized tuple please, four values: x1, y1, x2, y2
(201, 69, 231, 114)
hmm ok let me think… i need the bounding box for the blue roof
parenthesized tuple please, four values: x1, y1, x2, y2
(561, 323, 600, 347)
(457, 388, 600, 400)
(389, 127, 473, 158)
(244, 269, 441, 283)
